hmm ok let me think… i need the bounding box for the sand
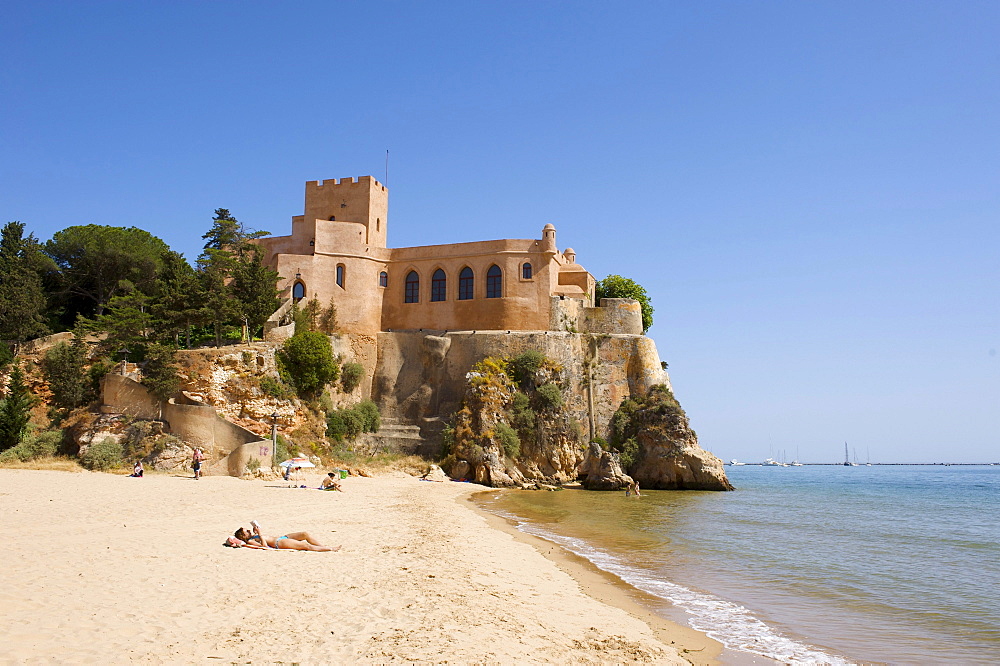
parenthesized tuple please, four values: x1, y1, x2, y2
(0, 468, 721, 664)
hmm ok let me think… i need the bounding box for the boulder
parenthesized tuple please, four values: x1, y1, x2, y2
(578, 442, 634, 490)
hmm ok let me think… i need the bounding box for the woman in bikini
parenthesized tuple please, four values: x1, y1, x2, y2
(231, 523, 340, 551)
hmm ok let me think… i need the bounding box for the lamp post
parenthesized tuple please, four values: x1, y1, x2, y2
(270, 411, 279, 470)
(118, 348, 130, 376)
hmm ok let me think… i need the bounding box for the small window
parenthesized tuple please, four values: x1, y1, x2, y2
(458, 267, 474, 300)
(486, 265, 502, 298)
(431, 269, 447, 302)
(405, 271, 419, 303)
(293, 282, 305, 302)
(328, 215, 336, 221)
(379, 271, 388, 288)
(336, 264, 345, 288)
(522, 262, 532, 279)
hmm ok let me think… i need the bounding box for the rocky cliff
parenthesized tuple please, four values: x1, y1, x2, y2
(370, 329, 731, 490)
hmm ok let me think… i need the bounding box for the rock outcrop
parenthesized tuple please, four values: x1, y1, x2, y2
(578, 442, 633, 490)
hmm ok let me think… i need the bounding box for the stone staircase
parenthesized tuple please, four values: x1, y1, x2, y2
(363, 416, 447, 458)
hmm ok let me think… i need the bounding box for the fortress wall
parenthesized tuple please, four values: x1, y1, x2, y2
(581, 298, 644, 335)
(371, 330, 670, 441)
(102, 374, 160, 420)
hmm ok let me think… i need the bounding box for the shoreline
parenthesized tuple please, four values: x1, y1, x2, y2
(467, 489, 725, 665)
(0, 468, 720, 664)
(469, 490, 785, 666)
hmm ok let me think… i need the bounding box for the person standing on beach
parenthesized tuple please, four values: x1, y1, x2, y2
(192, 447, 205, 479)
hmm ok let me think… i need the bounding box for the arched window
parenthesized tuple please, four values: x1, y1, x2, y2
(293, 281, 305, 302)
(522, 262, 532, 279)
(431, 269, 447, 302)
(486, 265, 502, 298)
(328, 215, 336, 221)
(336, 264, 345, 288)
(458, 267, 474, 300)
(404, 271, 419, 303)
(379, 271, 388, 288)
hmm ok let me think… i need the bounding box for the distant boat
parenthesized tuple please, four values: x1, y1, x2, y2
(729, 459, 746, 466)
(844, 442, 857, 467)
(791, 447, 803, 466)
(763, 458, 782, 467)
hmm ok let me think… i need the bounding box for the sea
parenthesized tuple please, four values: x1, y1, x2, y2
(475, 465, 1000, 665)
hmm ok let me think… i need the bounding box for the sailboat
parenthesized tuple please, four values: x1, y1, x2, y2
(844, 442, 857, 466)
(791, 446, 803, 466)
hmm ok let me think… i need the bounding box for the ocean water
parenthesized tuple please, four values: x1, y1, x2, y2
(476, 465, 1000, 664)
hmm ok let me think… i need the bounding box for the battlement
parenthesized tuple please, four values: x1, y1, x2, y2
(308, 175, 386, 192)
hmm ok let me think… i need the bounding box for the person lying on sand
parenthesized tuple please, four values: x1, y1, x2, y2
(321, 472, 343, 491)
(231, 523, 340, 551)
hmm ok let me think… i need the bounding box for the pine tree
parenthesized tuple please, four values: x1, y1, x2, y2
(0, 222, 49, 346)
(0, 364, 36, 451)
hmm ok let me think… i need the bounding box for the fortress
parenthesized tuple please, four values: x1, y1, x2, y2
(254, 176, 643, 336)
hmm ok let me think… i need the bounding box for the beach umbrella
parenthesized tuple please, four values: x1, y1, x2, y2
(278, 458, 316, 468)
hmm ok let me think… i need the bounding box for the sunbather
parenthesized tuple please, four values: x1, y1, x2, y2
(231, 523, 340, 551)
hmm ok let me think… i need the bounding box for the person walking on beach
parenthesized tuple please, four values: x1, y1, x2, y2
(192, 447, 205, 480)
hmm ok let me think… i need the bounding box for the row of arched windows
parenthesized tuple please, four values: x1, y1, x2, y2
(404, 265, 504, 303)
(294, 262, 533, 303)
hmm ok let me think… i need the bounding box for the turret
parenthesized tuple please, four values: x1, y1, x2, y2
(541, 223, 557, 253)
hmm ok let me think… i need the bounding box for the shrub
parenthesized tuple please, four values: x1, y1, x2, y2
(0, 345, 12, 373)
(341, 362, 364, 393)
(278, 331, 339, 397)
(0, 429, 62, 462)
(356, 400, 381, 433)
(508, 392, 536, 439)
(496, 422, 520, 460)
(259, 376, 295, 399)
(274, 435, 290, 466)
(508, 350, 545, 388)
(81, 437, 124, 471)
(326, 411, 348, 442)
(534, 383, 563, 411)
(619, 436, 639, 470)
(326, 401, 380, 442)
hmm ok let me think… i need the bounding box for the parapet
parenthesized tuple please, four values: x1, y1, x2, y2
(307, 175, 387, 192)
(580, 298, 644, 335)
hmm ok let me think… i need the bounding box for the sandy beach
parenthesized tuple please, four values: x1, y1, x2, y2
(0, 468, 721, 664)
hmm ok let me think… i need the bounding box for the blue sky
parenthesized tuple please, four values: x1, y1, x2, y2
(3, 1, 997, 462)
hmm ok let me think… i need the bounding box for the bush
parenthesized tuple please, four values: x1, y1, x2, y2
(81, 437, 124, 471)
(496, 422, 520, 459)
(0, 429, 62, 462)
(0, 345, 12, 373)
(326, 401, 381, 442)
(534, 383, 563, 411)
(619, 436, 639, 470)
(341, 362, 364, 393)
(278, 331, 339, 397)
(259, 375, 295, 399)
(508, 350, 545, 388)
(356, 400, 381, 432)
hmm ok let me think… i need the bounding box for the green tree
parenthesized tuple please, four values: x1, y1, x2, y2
(0, 364, 37, 452)
(0, 222, 50, 346)
(278, 330, 339, 398)
(41, 338, 89, 410)
(595, 274, 654, 333)
(86, 287, 154, 355)
(44, 225, 170, 320)
(318, 298, 338, 334)
(151, 251, 203, 348)
(197, 209, 272, 347)
(230, 246, 279, 339)
(141, 343, 181, 401)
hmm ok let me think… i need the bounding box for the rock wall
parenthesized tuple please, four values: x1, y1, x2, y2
(371, 329, 669, 445)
